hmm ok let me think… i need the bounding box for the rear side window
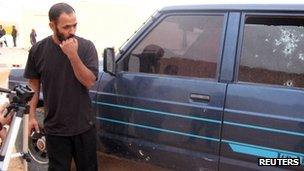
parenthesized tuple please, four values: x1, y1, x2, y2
(123, 14, 225, 79)
(239, 16, 304, 88)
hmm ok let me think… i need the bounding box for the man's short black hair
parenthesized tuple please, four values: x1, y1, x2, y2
(49, 3, 75, 22)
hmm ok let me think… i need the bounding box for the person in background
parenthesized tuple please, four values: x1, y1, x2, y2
(0, 26, 8, 47)
(0, 25, 4, 47)
(24, 2, 98, 171)
(11, 25, 17, 47)
(30, 29, 37, 46)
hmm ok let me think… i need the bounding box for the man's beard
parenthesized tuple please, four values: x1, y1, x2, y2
(55, 26, 75, 42)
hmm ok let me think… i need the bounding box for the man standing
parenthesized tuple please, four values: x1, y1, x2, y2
(24, 3, 98, 171)
(0, 25, 3, 47)
(30, 29, 37, 45)
(0, 25, 8, 47)
(12, 25, 17, 47)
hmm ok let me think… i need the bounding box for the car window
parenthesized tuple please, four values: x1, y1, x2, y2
(239, 16, 304, 88)
(123, 14, 225, 78)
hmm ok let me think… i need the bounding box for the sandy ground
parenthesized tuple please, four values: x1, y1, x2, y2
(0, 48, 28, 69)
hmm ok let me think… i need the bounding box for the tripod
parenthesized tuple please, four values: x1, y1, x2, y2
(0, 85, 34, 171)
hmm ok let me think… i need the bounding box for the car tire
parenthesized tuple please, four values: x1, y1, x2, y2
(15, 107, 48, 171)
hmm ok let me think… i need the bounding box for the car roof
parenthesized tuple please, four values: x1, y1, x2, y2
(161, 4, 304, 12)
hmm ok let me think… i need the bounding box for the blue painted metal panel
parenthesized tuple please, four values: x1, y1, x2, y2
(221, 83, 304, 170)
(97, 71, 227, 170)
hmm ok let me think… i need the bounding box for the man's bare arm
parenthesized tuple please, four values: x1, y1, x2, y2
(28, 79, 40, 133)
(69, 55, 96, 88)
(60, 38, 96, 89)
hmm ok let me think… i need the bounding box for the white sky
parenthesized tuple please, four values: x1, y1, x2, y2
(1, 0, 304, 53)
(2, 0, 304, 20)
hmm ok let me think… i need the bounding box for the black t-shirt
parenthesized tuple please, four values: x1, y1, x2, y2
(24, 36, 99, 136)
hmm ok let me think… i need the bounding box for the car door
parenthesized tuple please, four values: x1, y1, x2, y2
(220, 13, 304, 171)
(96, 12, 229, 170)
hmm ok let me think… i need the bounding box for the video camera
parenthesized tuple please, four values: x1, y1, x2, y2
(0, 85, 34, 115)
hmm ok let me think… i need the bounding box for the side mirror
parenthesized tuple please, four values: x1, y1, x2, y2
(103, 47, 116, 76)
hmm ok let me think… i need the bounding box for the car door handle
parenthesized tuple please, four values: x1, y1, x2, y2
(190, 93, 210, 103)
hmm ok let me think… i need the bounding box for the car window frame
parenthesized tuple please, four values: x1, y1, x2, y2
(116, 11, 228, 81)
(235, 12, 304, 90)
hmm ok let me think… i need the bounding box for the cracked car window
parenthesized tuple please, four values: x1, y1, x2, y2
(239, 16, 304, 88)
